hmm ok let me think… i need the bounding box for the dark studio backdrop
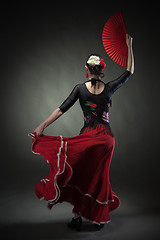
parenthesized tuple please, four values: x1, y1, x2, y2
(1, 1, 160, 238)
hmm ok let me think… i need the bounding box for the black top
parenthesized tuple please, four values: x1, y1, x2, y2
(59, 71, 132, 133)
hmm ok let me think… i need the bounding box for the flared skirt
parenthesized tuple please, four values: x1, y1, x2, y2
(28, 124, 120, 225)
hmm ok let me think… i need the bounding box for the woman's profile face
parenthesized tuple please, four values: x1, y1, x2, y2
(85, 65, 88, 71)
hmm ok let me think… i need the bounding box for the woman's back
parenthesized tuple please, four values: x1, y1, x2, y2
(84, 81, 105, 95)
(59, 71, 132, 135)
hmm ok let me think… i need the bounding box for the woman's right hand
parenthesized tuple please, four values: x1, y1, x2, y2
(34, 124, 45, 136)
(126, 34, 133, 48)
(126, 34, 134, 74)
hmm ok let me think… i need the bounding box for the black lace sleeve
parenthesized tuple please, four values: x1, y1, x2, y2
(108, 71, 132, 93)
(59, 84, 80, 113)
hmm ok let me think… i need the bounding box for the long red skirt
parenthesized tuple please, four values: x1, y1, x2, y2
(28, 124, 120, 225)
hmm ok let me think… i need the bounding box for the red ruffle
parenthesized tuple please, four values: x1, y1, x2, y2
(28, 124, 120, 224)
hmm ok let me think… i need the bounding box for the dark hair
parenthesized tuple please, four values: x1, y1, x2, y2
(86, 54, 102, 76)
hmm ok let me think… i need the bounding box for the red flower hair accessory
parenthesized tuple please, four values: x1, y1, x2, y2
(100, 58, 106, 71)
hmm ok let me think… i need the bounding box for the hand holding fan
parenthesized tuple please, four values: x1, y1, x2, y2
(102, 11, 128, 67)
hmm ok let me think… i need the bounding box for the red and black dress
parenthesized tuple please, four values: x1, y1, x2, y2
(29, 70, 132, 225)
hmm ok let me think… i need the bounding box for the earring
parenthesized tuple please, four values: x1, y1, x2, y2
(86, 73, 88, 78)
(100, 73, 104, 78)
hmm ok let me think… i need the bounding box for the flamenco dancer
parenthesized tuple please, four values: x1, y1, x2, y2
(29, 34, 134, 231)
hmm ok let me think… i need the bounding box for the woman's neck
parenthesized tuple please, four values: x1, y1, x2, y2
(88, 73, 99, 80)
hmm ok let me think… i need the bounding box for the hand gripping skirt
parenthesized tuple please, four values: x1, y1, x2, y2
(28, 124, 120, 225)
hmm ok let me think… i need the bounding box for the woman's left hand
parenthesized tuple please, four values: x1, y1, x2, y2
(34, 124, 44, 136)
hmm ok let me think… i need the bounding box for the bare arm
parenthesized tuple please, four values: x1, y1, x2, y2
(107, 34, 134, 93)
(33, 84, 80, 136)
(126, 34, 134, 74)
(34, 108, 63, 136)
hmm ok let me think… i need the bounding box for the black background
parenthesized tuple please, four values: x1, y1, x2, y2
(1, 2, 160, 239)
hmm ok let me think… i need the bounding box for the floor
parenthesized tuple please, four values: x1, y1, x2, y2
(0, 189, 160, 240)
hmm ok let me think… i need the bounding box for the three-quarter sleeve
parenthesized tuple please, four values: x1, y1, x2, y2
(59, 84, 80, 113)
(108, 71, 132, 93)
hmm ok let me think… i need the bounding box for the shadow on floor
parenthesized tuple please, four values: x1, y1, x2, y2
(0, 214, 123, 240)
(1, 213, 160, 240)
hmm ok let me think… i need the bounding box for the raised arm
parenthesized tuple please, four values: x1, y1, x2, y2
(126, 34, 134, 74)
(33, 84, 79, 136)
(108, 34, 134, 93)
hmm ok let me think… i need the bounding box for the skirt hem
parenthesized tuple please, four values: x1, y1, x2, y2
(28, 126, 120, 224)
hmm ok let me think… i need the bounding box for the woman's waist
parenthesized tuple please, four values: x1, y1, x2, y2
(83, 114, 110, 126)
(79, 121, 113, 137)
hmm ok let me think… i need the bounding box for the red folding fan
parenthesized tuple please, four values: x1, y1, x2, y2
(102, 11, 128, 67)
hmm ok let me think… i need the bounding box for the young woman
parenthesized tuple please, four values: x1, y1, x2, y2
(29, 34, 134, 231)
